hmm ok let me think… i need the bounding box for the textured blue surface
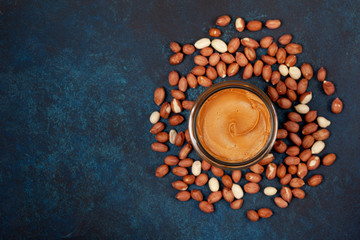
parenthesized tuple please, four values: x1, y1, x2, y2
(1, 0, 360, 239)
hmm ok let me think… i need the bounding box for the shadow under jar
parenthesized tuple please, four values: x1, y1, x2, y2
(188, 80, 278, 170)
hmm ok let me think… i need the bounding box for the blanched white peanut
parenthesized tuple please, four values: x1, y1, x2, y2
(191, 160, 202, 176)
(232, 184, 244, 199)
(279, 64, 289, 76)
(289, 66, 301, 79)
(149, 111, 160, 124)
(264, 186, 278, 196)
(208, 177, 220, 192)
(194, 38, 211, 49)
(169, 129, 177, 144)
(317, 116, 331, 128)
(311, 141, 325, 154)
(211, 39, 228, 53)
(295, 104, 310, 114)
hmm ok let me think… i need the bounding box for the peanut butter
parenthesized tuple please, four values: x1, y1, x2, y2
(196, 88, 271, 162)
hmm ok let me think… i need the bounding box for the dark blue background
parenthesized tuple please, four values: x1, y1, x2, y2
(1, 0, 360, 239)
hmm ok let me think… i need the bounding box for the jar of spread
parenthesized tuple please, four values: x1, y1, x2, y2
(188, 81, 278, 170)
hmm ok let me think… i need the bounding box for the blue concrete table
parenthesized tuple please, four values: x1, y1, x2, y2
(1, 0, 360, 239)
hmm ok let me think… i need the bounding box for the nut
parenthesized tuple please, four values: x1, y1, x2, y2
(194, 38, 211, 49)
(305, 110, 318, 123)
(175, 191, 191, 201)
(201, 160, 211, 171)
(288, 165, 298, 175)
(216, 61, 227, 78)
(276, 48, 286, 64)
(258, 153, 275, 165)
(169, 130, 177, 144)
(277, 98, 292, 109)
(258, 208, 273, 218)
(208, 177, 220, 192)
(292, 188, 306, 199)
(182, 100, 194, 110)
(262, 65, 272, 82)
(286, 146, 300, 156)
(317, 67, 326, 82)
(230, 199, 244, 210)
(317, 116, 331, 128)
(182, 44, 196, 55)
(285, 43, 303, 54)
(186, 73, 198, 88)
(299, 149, 312, 162)
(331, 97, 343, 114)
(221, 52, 235, 64)
(197, 76, 212, 87)
(285, 54, 297, 67)
(172, 166, 188, 177)
(209, 28, 222, 37)
(235, 17, 245, 32)
(273, 139, 287, 153)
(280, 174, 292, 185)
(302, 135, 315, 149)
(178, 76, 188, 92)
(299, 92, 312, 104)
(155, 164, 169, 178)
(311, 141, 325, 154)
(297, 79, 308, 95)
(191, 66, 206, 76)
(260, 36, 273, 48)
(271, 71, 281, 85)
(191, 160, 202, 176)
(170, 41, 181, 53)
(149, 111, 160, 124)
(222, 175, 233, 188)
(172, 180, 188, 191)
(264, 186, 277, 196)
(284, 156, 300, 166)
(289, 178, 305, 188)
(307, 174, 323, 187)
(279, 64, 289, 76)
(281, 186, 292, 202)
(322, 153, 336, 166)
(287, 90, 297, 102)
(174, 132, 185, 147)
(276, 81, 287, 95)
(288, 112, 302, 122)
(323, 81, 335, 95)
(289, 66, 301, 80)
(169, 52, 184, 65)
(295, 104, 310, 114)
(247, 210, 259, 222)
(216, 15, 231, 26)
(285, 77, 297, 90)
(155, 132, 169, 143)
(247, 20, 262, 31)
(297, 162, 308, 178)
(235, 52, 248, 67)
(307, 156, 320, 170)
(183, 175, 195, 185)
(194, 55, 209, 66)
(209, 52, 221, 66)
(283, 121, 300, 133)
(171, 89, 185, 100)
(232, 170, 241, 183)
(261, 55, 277, 65)
(208, 191, 222, 204)
(195, 173, 208, 186)
(243, 182, 260, 194)
(168, 71, 179, 86)
(266, 163, 277, 180)
(200, 47, 213, 56)
(278, 34, 293, 45)
(199, 201, 214, 213)
(244, 47, 256, 61)
(242, 63, 253, 80)
(179, 143, 192, 159)
(227, 38, 240, 53)
(211, 39, 227, 53)
(150, 122, 165, 134)
(245, 172, 262, 183)
(164, 155, 179, 166)
(206, 66, 217, 80)
(191, 189, 203, 201)
(289, 133, 302, 146)
(268, 42, 278, 56)
(274, 197, 288, 208)
(171, 98, 182, 113)
(223, 188, 235, 202)
(277, 163, 286, 178)
(154, 87, 165, 106)
(249, 163, 264, 174)
(302, 122, 318, 135)
(265, 19, 281, 29)
(211, 166, 224, 177)
(227, 63, 240, 76)
(241, 37, 260, 49)
(301, 63, 313, 80)
(232, 184, 244, 199)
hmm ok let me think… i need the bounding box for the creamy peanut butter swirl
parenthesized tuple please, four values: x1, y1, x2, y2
(196, 88, 271, 162)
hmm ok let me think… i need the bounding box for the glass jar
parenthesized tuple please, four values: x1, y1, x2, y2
(188, 80, 278, 170)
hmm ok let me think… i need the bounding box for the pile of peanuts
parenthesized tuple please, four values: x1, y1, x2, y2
(150, 15, 343, 221)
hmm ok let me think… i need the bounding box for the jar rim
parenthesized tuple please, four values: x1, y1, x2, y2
(188, 80, 278, 170)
